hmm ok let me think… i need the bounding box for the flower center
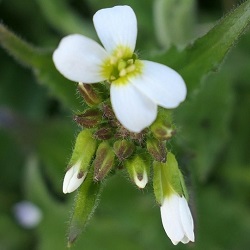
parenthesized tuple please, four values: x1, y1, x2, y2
(101, 46, 143, 85)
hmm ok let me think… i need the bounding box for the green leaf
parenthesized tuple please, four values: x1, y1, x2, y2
(153, 0, 196, 49)
(175, 72, 233, 181)
(151, 0, 250, 92)
(0, 24, 81, 110)
(35, 0, 96, 38)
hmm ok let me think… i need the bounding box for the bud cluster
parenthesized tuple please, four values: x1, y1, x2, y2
(65, 83, 177, 191)
(64, 82, 194, 246)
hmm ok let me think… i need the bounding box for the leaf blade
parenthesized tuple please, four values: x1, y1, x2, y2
(151, 0, 250, 92)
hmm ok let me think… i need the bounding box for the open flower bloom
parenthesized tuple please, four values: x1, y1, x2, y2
(53, 5, 187, 133)
(160, 194, 195, 245)
(63, 161, 87, 194)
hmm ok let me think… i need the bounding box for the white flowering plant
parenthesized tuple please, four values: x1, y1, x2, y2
(0, 1, 250, 249)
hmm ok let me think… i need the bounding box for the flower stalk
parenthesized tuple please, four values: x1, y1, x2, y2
(68, 172, 103, 246)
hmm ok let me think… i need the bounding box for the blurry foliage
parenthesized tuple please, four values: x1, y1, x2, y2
(0, 0, 250, 249)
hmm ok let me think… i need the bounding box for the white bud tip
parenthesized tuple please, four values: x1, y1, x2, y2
(160, 194, 195, 245)
(63, 162, 87, 194)
(134, 170, 148, 189)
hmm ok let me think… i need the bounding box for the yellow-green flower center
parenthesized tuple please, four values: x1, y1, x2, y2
(101, 46, 143, 85)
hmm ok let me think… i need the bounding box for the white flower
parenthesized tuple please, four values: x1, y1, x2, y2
(160, 194, 195, 245)
(53, 5, 186, 133)
(13, 201, 42, 229)
(63, 161, 87, 194)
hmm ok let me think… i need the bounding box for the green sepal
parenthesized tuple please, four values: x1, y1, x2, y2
(73, 108, 102, 128)
(146, 137, 167, 162)
(93, 141, 115, 181)
(125, 152, 150, 185)
(69, 129, 97, 173)
(94, 126, 113, 140)
(78, 83, 107, 108)
(153, 152, 187, 205)
(113, 139, 135, 161)
(150, 108, 175, 140)
(67, 172, 103, 246)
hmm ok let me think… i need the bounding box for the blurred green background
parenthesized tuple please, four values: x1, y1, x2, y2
(0, 0, 250, 249)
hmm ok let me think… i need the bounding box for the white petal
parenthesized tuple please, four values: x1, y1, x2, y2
(179, 197, 195, 242)
(13, 201, 42, 229)
(181, 235, 190, 244)
(53, 34, 108, 83)
(93, 6, 137, 53)
(134, 169, 148, 189)
(110, 83, 157, 133)
(63, 162, 86, 194)
(132, 60, 187, 109)
(160, 195, 185, 245)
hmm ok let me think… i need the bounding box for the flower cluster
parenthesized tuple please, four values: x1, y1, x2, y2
(53, 5, 194, 246)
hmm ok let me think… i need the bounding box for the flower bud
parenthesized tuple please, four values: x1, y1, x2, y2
(153, 152, 187, 204)
(125, 154, 150, 189)
(73, 108, 102, 128)
(102, 103, 114, 119)
(78, 82, 103, 107)
(151, 124, 175, 140)
(160, 194, 194, 245)
(63, 129, 97, 193)
(150, 108, 175, 140)
(94, 126, 113, 140)
(63, 162, 87, 194)
(93, 142, 115, 181)
(147, 138, 167, 162)
(153, 152, 194, 245)
(113, 139, 135, 161)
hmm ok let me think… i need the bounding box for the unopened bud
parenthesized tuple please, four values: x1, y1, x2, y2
(102, 103, 115, 120)
(78, 82, 102, 107)
(94, 142, 115, 181)
(153, 152, 188, 204)
(63, 130, 97, 193)
(151, 124, 175, 140)
(150, 108, 175, 140)
(147, 138, 167, 162)
(113, 139, 135, 161)
(94, 126, 113, 140)
(125, 154, 150, 189)
(74, 108, 102, 128)
(63, 162, 87, 194)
